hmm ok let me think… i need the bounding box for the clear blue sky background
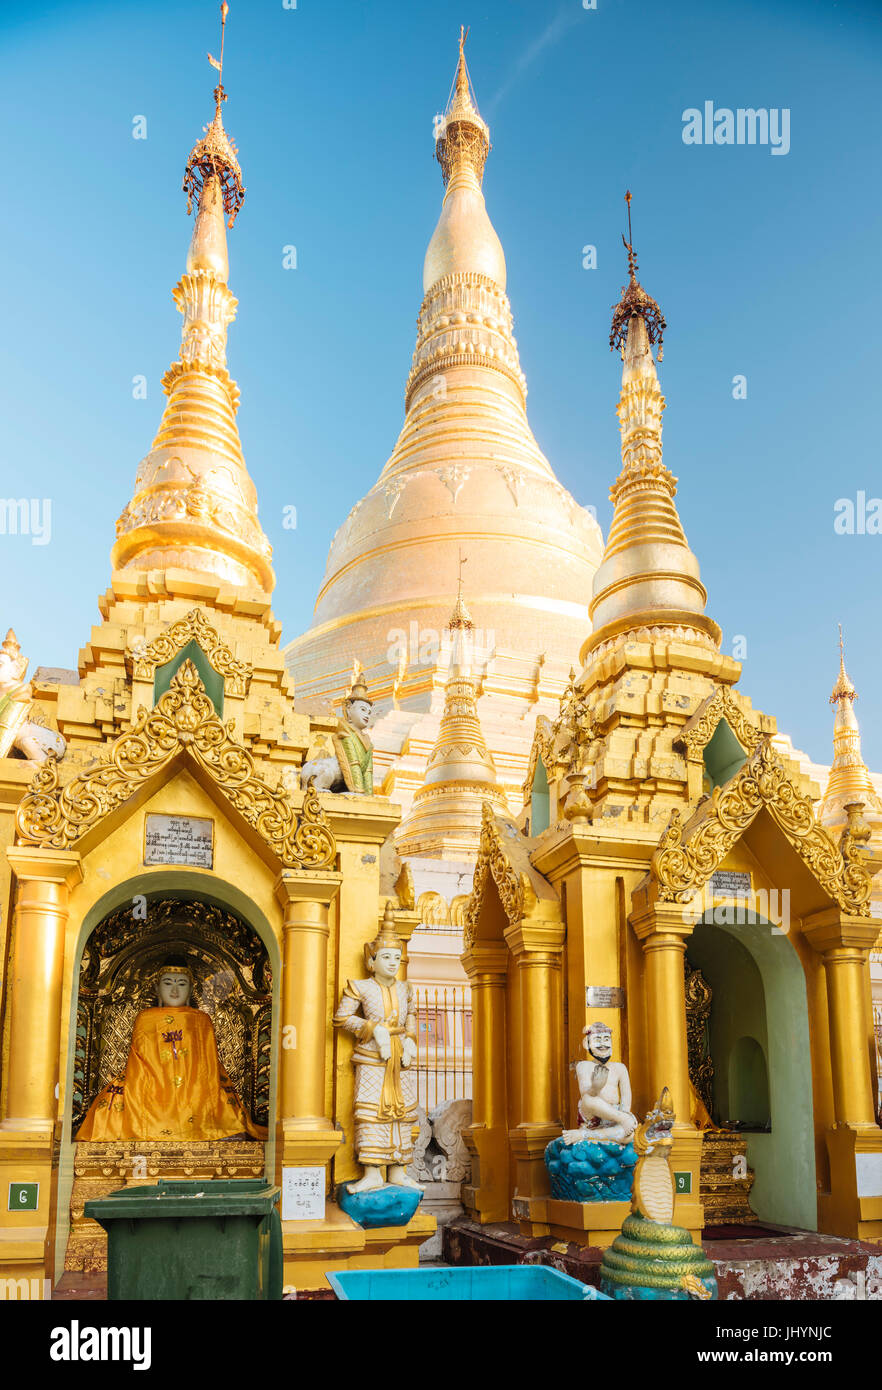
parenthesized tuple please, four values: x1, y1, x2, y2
(2, 0, 880, 770)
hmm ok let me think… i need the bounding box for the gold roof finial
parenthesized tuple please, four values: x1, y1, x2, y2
(435, 27, 490, 187)
(610, 191, 667, 361)
(449, 548, 475, 632)
(818, 627, 881, 829)
(830, 623, 857, 704)
(183, 2, 245, 227)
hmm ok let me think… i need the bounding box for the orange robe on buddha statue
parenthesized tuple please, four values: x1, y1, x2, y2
(76, 1005, 266, 1142)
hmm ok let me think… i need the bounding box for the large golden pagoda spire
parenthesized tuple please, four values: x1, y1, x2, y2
(396, 574, 509, 858)
(584, 194, 718, 660)
(817, 627, 882, 830)
(112, 3, 274, 596)
(287, 31, 601, 722)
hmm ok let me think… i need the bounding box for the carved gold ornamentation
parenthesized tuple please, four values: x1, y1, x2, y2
(464, 802, 537, 947)
(129, 608, 252, 696)
(15, 661, 335, 869)
(521, 716, 555, 798)
(675, 685, 763, 759)
(650, 738, 872, 916)
(610, 193, 666, 360)
(684, 957, 714, 1117)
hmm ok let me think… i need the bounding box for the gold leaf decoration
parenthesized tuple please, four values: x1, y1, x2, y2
(15, 660, 335, 870)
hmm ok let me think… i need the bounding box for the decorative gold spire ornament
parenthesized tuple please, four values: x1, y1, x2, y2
(434, 26, 491, 189)
(609, 192, 666, 361)
(112, 3, 274, 596)
(817, 627, 882, 830)
(585, 196, 717, 655)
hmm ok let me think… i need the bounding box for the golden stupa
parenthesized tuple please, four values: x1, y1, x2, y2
(817, 630, 882, 836)
(111, 75, 274, 597)
(395, 584, 509, 858)
(285, 32, 603, 811)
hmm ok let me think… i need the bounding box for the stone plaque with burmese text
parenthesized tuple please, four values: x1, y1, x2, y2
(144, 814, 214, 869)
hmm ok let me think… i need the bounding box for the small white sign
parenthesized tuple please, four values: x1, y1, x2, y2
(145, 814, 214, 868)
(710, 870, 751, 899)
(282, 1165, 325, 1221)
(856, 1153, 882, 1198)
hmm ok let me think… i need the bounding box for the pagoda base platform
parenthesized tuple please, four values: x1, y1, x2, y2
(442, 1216, 882, 1300)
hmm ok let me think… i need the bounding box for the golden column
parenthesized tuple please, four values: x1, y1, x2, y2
(504, 916, 565, 1213)
(630, 899, 703, 1237)
(0, 847, 82, 1288)
(461, 942, 509, 1223)
(804, 908, 882, 1239)
(274, 870, 343, 1176)
(1, 848, 83, 1133)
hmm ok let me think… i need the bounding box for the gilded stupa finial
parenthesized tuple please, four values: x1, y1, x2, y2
(830, 623, 857, 705)
(818, 627, 882, 829)
(434, 27, 491, 187)
(183, 2, 245, 227)
(449, 549, 475, 632)
(610, 191, 667, 361)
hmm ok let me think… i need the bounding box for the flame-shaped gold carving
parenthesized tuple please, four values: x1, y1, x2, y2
(464, 802, 538, 947)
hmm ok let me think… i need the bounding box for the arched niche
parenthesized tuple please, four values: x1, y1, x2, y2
(687, 914, 816, 1230)
(54, 870, 281, 1278)
(730, 1035, 770, 1127)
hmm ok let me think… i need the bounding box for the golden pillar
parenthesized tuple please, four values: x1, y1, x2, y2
(0, 847, 82, 1290)
(504, 916, 565, 1216)
(630, 899, 703, 1236)
(2, 848, 83, 1133)
(274, 870, 343, 1175)
(805, 909, 882, 1238)
(461, 942, 509, 1223)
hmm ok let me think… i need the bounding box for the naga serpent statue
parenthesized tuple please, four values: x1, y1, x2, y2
(600, 1088, 718, 1300)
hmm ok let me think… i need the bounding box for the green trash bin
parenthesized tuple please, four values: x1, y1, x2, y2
(84, 1178, 283, 1301)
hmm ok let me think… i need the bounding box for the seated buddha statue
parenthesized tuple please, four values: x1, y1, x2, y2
(76, 959, 266, 1142)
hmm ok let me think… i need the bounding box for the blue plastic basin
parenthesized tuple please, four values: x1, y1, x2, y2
(327, 1264, 608, 1300)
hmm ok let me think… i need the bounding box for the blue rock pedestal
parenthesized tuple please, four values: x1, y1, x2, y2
(544, 1136, 638, 1203)
(337, 1182, 424, 1229)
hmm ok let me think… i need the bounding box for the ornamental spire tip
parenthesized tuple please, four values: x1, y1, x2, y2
(610, 191, 666, 361)
(183, 2, 245, 227)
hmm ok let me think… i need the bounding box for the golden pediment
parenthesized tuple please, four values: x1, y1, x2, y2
(650, 738, 872, 916)
(15, 660, 335, 870)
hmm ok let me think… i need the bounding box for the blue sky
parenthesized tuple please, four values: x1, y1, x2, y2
(1, 0, 880, 770)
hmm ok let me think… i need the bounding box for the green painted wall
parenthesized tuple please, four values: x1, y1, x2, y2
(688, 915, 816, 1230)
(531, 760, 550, 835)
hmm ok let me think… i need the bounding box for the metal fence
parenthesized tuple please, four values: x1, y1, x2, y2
(413, 984, 473, 1113)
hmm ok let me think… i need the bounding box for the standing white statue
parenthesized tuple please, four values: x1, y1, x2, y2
(562, 1021, 637, 1145)
(0, 629, 65, 764)
(333, 907, 421, 1191)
